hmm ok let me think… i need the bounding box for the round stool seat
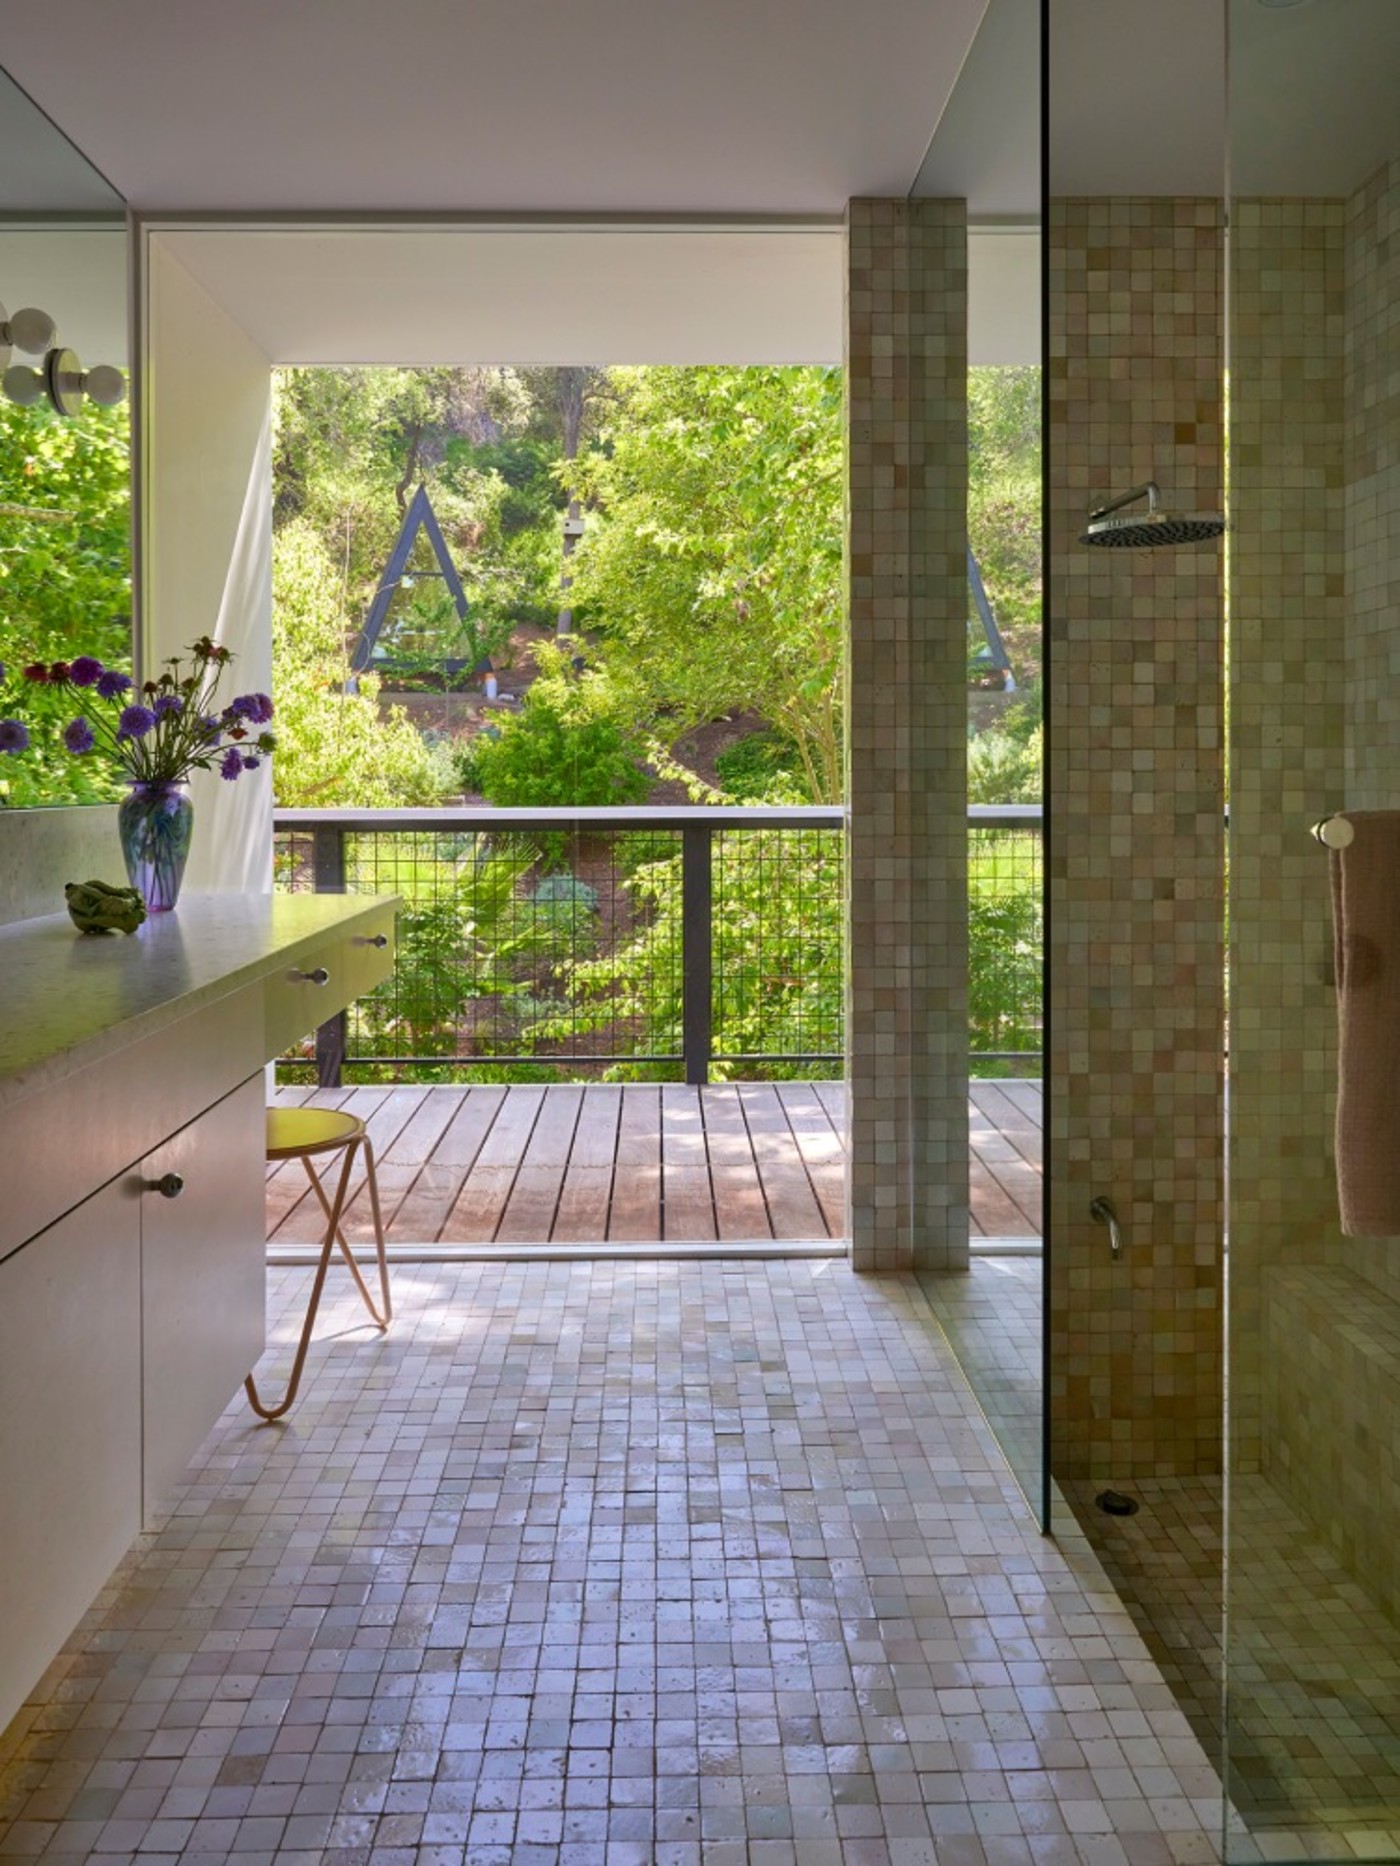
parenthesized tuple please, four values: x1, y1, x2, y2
(266, 1106, 366, 1162)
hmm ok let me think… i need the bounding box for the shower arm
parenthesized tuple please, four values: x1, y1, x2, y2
(1087, 481, 1161, 524)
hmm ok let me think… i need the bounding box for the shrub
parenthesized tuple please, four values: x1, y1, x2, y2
(714, 730, 812, 803)
(468, 698, 649, 811)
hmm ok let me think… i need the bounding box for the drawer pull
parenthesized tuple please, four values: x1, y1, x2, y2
(356, 933, 389, 949)
(148, 1172, 184, 1200)
(293, 966, 331, 985)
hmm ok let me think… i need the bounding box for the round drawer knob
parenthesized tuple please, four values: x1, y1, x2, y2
(148, 1172, 184, 1200)
(361, 933, 389, 948)
(294, 966, 331, 985)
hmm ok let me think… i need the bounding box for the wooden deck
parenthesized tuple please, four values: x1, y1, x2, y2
(268, 1078, 1042, 1247)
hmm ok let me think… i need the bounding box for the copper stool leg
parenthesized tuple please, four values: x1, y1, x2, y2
(245, 1131, 390, 1423)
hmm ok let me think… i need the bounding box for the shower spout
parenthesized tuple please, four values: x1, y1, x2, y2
(1090, 1195, 1124, 1258)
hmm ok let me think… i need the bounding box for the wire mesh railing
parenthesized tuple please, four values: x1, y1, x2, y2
(273, 804, 1041, 1083)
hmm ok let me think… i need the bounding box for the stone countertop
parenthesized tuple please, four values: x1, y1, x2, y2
(0, 891, 399, 1112)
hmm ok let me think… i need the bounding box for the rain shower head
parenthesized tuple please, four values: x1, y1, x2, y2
(1080, 481, 1225, 549)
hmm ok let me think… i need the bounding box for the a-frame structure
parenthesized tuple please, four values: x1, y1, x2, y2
(349, 484, 484, 676)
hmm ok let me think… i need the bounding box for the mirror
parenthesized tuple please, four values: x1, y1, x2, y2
(0, 66, 129, 808)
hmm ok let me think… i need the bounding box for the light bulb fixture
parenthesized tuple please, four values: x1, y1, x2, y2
(0, 290, 126, 416)
(2, 363, 45, 406)
(0, 299, 58, 370)
(82, 363, 126, 407)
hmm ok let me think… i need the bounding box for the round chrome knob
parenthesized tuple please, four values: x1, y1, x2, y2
(294, 966, 331, 985)
(148, 1172, 184, 1200)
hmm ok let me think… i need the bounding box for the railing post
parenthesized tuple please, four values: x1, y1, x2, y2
(312, 824, 347, 1089)
(682, 824, 713, 1086)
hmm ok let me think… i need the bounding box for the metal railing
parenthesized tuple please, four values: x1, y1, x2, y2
(273, 803, 1042, 1085)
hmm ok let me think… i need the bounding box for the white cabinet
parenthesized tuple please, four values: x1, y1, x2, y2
(0, 1073, 267, 1728)
(0, 1179, 143, 1720)
(0, 890, 398, 1733)
(141, 1074, 266, 1516)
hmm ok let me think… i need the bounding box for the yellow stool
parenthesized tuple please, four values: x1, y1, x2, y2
(246, 1107, 392, 1422)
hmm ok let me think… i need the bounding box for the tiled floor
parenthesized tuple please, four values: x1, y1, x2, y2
(0, 1259, 1220, 1866)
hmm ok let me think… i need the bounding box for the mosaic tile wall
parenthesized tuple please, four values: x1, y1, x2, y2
(1047, 197, 1225, 1480)
(1227, 198, 1347, 1477)
(844, 198, 970, 1274)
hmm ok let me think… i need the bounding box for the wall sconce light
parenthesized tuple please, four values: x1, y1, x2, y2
(0, 296, 126, 417)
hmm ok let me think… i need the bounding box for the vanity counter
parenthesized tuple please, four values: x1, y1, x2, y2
(0, 890, 397, 1112)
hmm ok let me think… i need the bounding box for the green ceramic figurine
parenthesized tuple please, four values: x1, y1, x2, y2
(65, 878, 148, 935)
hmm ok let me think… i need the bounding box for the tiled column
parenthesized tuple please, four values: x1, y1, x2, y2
(1047, 198, 1225, 1478)
(1229, 199, 1346, 1476)
(845, 198, 969, 1273)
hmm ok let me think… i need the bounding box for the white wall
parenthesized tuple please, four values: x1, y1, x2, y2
(142, 235, 272, 894)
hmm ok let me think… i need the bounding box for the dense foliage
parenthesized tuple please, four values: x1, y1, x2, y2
(0, 399, 131, 805)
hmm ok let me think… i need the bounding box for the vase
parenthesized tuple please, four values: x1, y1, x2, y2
(118, 781, 194, 912)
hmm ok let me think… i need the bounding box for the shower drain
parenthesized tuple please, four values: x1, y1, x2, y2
(1095, 1489, 1140, 1516)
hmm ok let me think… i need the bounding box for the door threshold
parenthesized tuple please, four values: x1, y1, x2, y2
(268, 1239, 846, 1265)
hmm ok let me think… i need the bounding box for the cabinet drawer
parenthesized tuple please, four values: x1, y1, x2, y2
(264, 940, 342, 1055)
(340, 908, 397, 1001)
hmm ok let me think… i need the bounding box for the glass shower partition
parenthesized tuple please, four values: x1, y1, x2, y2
(1225, 0, 1400, 1854)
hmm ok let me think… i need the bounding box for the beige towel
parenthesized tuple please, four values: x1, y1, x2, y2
(1332, 810, 1400, 1236)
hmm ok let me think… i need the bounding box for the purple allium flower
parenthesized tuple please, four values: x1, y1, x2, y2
(63, 717, 96, 754)
(219, 747, 244, 781)
(241, 754, 261, 771)
(153, 693, 184, 717)
(117, 704, 156, 739)
(96, 668, 133, 699)
(68, 656, 103, 687)
(0, 660, 6, 684)
(0, 718, 30, 754)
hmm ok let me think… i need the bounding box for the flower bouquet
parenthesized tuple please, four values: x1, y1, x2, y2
(1, 637, 275, 911)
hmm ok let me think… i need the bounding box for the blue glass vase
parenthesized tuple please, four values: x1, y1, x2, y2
(118, 781, 194, 913)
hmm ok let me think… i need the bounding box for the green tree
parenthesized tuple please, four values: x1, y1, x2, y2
(565, 366, 845, 802)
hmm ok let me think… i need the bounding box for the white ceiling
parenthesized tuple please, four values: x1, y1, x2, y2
(156, 226, 846, 366)
(0, 0, 991, 216)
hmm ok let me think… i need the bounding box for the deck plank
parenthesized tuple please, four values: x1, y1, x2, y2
(734, 1085, 828, 1237)
(608, 1085, 662, 1239)
(496, 1087, 582, 1241)
(971, 1081, 1042, 1164)
(702, 1092, 771, 1240)
(442, 1087, 544, 1241)
(383, 1085, 467, 1166)
(554, 1089, 621, 1242)
(431, 1085, 507, 1169)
